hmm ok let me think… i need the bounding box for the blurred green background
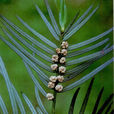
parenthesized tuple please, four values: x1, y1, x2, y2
(0, 0, 113, 113)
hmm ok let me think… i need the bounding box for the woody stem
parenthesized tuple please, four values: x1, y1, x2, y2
(52, 91, 57, 114)
(52, 32, 64, 114)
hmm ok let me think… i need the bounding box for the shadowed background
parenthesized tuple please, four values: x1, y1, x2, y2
(0, 0, 113, 113)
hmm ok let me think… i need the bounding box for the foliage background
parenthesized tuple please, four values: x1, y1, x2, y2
(0, 0, 113, 113)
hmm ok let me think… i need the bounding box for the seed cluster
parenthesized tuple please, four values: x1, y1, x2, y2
(46, 41, 68, 100)
(46, 93, 54, 100)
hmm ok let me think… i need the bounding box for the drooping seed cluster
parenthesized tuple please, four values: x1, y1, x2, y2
(46, 41, 68, 100)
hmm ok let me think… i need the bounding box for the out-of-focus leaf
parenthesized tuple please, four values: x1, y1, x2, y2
(35, 5, 60, 41)
(68, 78, 113, 114)
(17, 16, 58, 48)
(35, 86, 48, 114)
(68, 28, 113, 50)
(0, 15, 54, 55)
(63, 58, 113, 92)
(66, 46, 113, 66)
(0, 57, 18, 113)
(105, 102, 113, 114)
(44, 0, 60, 35)
(97, 94, 113, 114)
(59, 0, 67, 32)
(22, 93, 37, 114)
(79, 78, 94, 113)
(0, 35, 49, 82)
(0, 0, 11, 4)
(67, 38, 109, 58)
(92, 88, 104, 114)
(0, 96, 8, 114)
(63, 5, 99, 40)
(111, 110, 114, 114)
(68, 88, 80, 114)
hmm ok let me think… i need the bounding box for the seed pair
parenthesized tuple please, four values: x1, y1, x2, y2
(52, 55, 66, 64)
(50, 76, 64, 83)
(51, 64, 66, 74)
(48, 76, 64, 90)
(48, 76, 64, 91)
(56, 48, 67, 56)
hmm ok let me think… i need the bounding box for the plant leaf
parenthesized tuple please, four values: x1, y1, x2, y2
(63, 5, 99, 40)
(64, 10, 80, 35)
(35, 4, 60, 41)
(0, 57, 18, 113)
(67, 4, 93, 34)
(36, 107, 43, 114)
(66, 41, 109, 75)
(0, 35, 49, 82)
(68, 88, 80, 114)
(24, 61, 47, 96)
(66, 43, 110, 76)
(92, 87, 104, 114)
(67, 38, 109, 58)
(2, 28, 52, 72)
(105, 102, 113, 114)
(0, 57, 25, 113)
(63, 58, 113, 92)
(0, 15, 54, 55)
(110, 110, 114, 114)
(59, 0, 67, 32)
(0, 68, 2, 75)
(1, 21, 52, 62)
(35, 86, 48, 114)
(97, 94, 113, 114)
(22, 93, 37, 114)
(0, 96, 8, 114)
(79, 78, 94, 113)
(65, 51, 110, 82)
(11, 84, 26, 114)
(44, 0, 60, 35)
(68, 28, 113, 50)
(64, 59, 97, 82)
(66, 60, 95, 75)
(17, 16, 58, 48)
(66, 46, 113, 66)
